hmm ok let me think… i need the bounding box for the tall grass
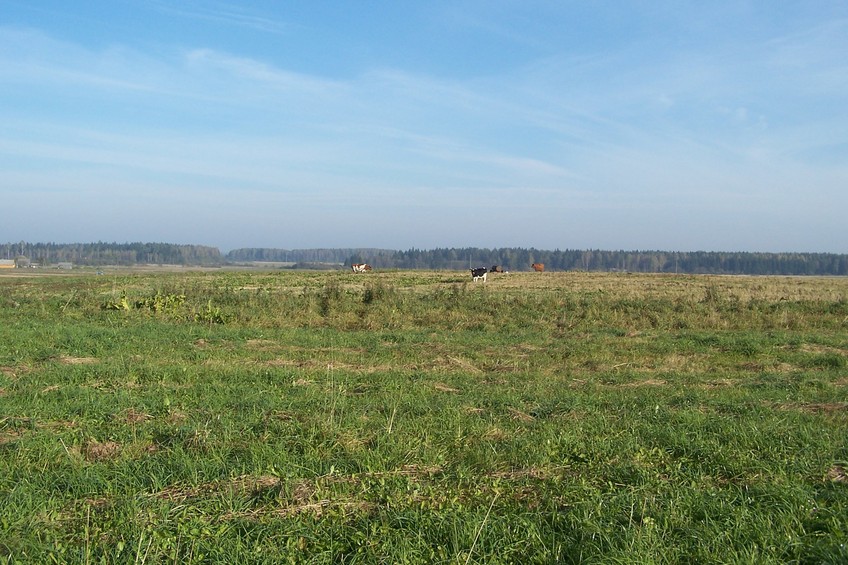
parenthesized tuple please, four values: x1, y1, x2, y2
(0, 270, 846, 562)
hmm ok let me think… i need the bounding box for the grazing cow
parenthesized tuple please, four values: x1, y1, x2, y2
(471, 267, 488, 282)
(531, 263, 545, 272)
(489, 265, 504, 273)
(351, 263, 372, 273)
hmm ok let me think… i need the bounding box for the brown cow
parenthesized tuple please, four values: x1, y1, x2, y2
(351, 263, 372, 273)
(531, 263, 545, 272)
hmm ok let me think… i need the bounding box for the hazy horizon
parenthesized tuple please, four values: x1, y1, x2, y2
(6, 240, 848, 258)
(2, 2, 847, 253)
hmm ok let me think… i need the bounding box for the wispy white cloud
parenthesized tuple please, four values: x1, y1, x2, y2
(139, 0, 290, 34)
(183, 49, 345, 96)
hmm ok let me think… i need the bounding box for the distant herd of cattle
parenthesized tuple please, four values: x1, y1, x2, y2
(352, 262, 545, 281)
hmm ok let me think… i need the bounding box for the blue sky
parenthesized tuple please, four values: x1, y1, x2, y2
(2, 1, 846, 253)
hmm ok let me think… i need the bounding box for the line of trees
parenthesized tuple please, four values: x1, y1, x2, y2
(226, 248, 393, 264)
(228, 246, 848, 275)
(3, 242, 847, 275)
(1, 242, 222, 266)
(353, 247, 848, 276)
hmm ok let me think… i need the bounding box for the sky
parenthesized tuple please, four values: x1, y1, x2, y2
(1, 1, 847, 253)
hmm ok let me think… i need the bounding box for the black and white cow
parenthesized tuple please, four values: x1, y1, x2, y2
(471, 267, 488, 282)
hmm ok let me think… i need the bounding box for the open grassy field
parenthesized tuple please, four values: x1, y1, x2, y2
(1, 269, 846, 563)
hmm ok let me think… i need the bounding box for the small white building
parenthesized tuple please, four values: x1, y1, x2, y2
(0, 259, 15, 269)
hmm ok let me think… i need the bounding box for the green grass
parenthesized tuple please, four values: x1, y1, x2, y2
(1, 270, 846, 563)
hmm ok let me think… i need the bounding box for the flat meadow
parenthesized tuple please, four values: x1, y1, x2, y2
(0, 268, 846, 563)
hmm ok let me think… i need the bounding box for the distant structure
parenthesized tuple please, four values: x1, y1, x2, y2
(0, 260, 15, 269)
(56, 262, 74, 270)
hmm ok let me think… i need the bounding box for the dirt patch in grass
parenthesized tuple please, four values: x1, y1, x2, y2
(165, 410, 188, 424)
(263, 410, 296, 423)
(280, 345, 368, 355)
(59, 355, 98, 365)
(772, 402, 848, 414)
(40, 419, 78, 432)
(148, 463, 577, 524)
(156, 466, 444, 505)
(119, 408, 153, 424)
(448, 356, 484, 373)
(271, 500, 376, 519)
(254, 343, 539, 377)
(508, 408, 536, 422)
(155, 482, 220, 503)
(268, 358, 397, 374)
(613, 379, 668, 388)
(83, 440, 122, 462)
(0, 429, 24, 445)
(803, 403, 848, 414)
(699, 378, 738, 389)
(290, 478, 315, 505)
(828, 464, 847, 483)
(155, 473, 370, 519)
(483, 427, 508, 441)
(433, 382, 461, 393)
(801, 344, 847, 356)
(223, 474, 281, 495)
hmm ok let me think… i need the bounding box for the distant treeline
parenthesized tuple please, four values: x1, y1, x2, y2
(3, 242, 848, 275)
(226, 248, 393, 264)
(2, 242, 223, 266)
(229, 246, 848, 275)
(355, 248, 848, 276)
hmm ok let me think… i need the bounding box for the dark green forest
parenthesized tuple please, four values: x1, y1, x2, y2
(1, 242, 223, 267)
(3, 242, 848, 276)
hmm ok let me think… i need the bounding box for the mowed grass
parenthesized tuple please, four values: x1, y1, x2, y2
(0, 269, 846, 563)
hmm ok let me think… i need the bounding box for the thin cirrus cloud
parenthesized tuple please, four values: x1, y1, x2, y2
(139, 0, 291, 35)
(1, 28, 572, 195)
